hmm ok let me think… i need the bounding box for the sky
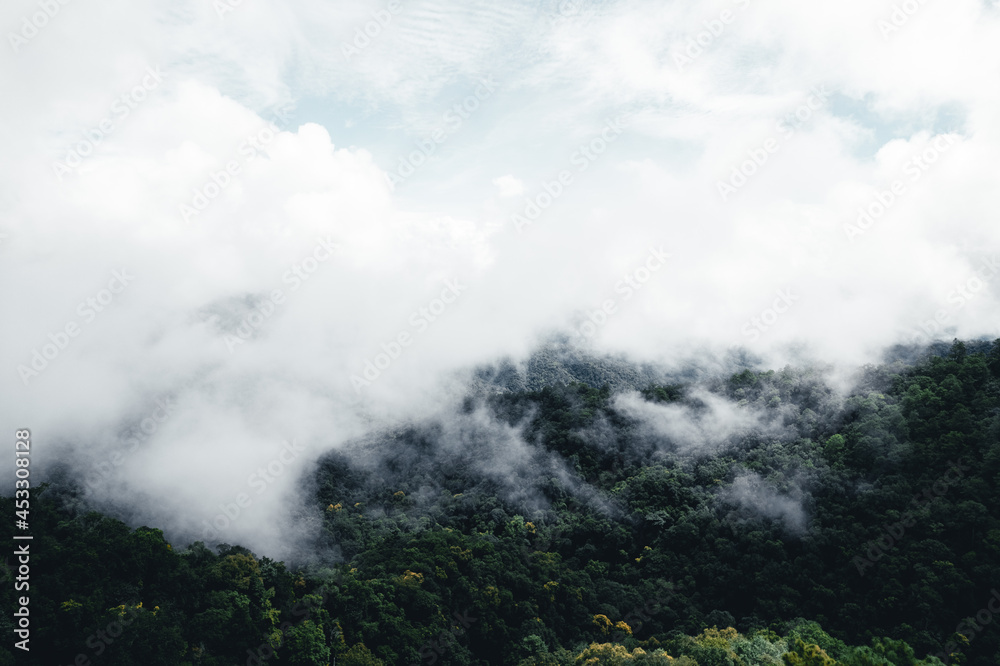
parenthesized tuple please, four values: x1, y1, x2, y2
(1, 0, 999, 558)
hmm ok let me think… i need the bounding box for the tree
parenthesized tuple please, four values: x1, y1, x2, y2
(341, 643, 385, 666)
(282, 620, 331, 666)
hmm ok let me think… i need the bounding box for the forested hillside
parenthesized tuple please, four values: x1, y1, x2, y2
(3, 340, 999, 665)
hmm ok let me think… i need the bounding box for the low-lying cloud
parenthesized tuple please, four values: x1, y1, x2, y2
(613, 388, 777, 456)
(720, 471, 809, 535)
(1, 0, 998, 559)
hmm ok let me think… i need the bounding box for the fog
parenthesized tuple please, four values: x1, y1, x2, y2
(614, 388, 777, 457)
(2, 0, 998, 558)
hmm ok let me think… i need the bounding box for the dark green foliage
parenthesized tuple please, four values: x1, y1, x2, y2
(3, 339, 1000, 665)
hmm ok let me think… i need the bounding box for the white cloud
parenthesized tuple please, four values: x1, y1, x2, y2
(720, 471, 808, 534)
(493, 174, 525, 198)
(2, 0, 999, 557)
(613, 389, 774, 456)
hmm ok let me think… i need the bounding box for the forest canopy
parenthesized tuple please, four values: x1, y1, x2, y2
(3, 339, 999, 666)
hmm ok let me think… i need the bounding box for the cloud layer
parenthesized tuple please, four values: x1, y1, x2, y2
(2, 0, 998, 556)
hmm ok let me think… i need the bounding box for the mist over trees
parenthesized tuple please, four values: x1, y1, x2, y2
(3, 339, 999, 665)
